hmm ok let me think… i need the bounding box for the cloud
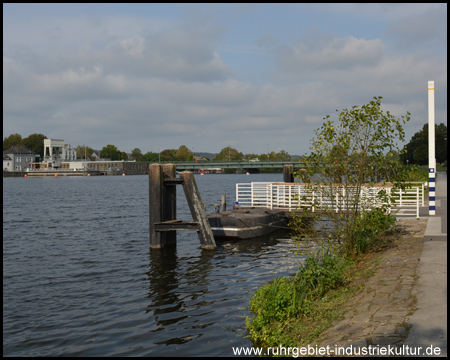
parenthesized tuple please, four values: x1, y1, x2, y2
(276, 31, 385, 76)
(384, 8, 447, 52)
(318, 3, 444, 21)
(3, 4, 447, 155)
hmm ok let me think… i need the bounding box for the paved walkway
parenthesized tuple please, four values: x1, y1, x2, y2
(404, 172, 447, 357)
(316, 173, 447, 357)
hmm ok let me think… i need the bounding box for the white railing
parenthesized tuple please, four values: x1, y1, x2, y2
(389, 186, 420, 217)
(236, 182, 422, 218)
(407, 182, 425, 206)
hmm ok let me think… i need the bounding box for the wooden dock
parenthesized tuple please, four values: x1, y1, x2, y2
(148, 164, 297, 247)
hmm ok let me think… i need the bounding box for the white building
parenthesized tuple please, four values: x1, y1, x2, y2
(43, 139, 77, 169)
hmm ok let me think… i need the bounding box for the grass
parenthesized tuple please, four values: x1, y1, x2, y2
(245, 217, 400, 349)
(245, 250, 387, 348)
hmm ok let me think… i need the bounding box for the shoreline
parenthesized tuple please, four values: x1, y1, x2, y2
(316, 217, 428, 351)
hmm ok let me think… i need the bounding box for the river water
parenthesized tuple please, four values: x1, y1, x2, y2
(3, 173, 305, 356)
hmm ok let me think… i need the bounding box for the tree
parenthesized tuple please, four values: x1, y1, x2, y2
(3, 133, 23, 151)
(175, 145, 192, 161)
(160, 149, 177, 161)
(213, 146, 244, 161)
(75, 145, 95, 160)
(274, 150, 292, 161)
(100, 144, 122, 160)
(245, 153, 260, 160)
(436, 123, 447, 164)
(400, 123, 447, 165)
(130, 148, 143, 161)
(143, 151, 160, 162)
(292, 96, 410, 256)
(21, 133, 47, 159)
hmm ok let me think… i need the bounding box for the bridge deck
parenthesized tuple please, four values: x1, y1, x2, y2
(156, 160, 302, 170)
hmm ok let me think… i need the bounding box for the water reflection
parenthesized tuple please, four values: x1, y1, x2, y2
(143, 228, 305, 348)
(4, 174, 309, 356)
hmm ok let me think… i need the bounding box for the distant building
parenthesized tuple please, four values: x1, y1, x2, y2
(90, 150, 101, 160)
(43, 139, 77, 169)
(3, 145, 39, 172)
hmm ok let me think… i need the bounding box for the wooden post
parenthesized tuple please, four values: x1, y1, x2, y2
(149, 164, 163, 248)
(180, 171, 217, 250)
(221, 194, 226, 212)
(162, 164, 177, 246)
(283, 164, 294, 183)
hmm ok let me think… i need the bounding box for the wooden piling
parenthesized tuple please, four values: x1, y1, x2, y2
(149, 164, 163, 248)
(283, 164, 294, 183)
(180, 171, 217, 250)
(221, 194, 226, 212)
(162, 164, 177, 246)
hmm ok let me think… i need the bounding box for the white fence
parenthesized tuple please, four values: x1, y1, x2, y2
(236, 182, 424, 218)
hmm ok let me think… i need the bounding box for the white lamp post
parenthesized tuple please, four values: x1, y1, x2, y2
(428, 81, 436, 216)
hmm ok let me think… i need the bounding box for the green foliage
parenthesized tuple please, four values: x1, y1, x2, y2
(159, 149, 177, 161)
(130, 148, 143, 161)
(175, 145, 193, 161)
(246, 251, 352, 346)
(21, 133, 48, 159)
(75, 145, 95, 160)
(354, 208, 396, 253)
(213, 146, 244, 161)
(157, 146, 194, 161)
(292, 96, 410, 256)
(3, 133, 23, 151)
(100, 144, 123, 160)
(399, 164, 428, 182)
(248, 97, 410, 348)
(400, 123, 447, 165)
(143, 151, 160, 162)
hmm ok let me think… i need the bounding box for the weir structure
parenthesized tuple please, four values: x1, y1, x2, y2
(148, 163, 216, 250)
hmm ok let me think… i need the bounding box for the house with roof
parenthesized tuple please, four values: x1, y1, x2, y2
(3, 145, 39, 172)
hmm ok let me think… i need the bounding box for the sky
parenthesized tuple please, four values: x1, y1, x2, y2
(3, 3, 447, 156)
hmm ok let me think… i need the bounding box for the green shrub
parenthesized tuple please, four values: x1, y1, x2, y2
(246, 251, 352, 346)
(401, 164, 428, 182)
(354, 208, 396, 254)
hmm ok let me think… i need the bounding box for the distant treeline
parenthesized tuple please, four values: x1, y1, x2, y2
(4, 122, 446, 165)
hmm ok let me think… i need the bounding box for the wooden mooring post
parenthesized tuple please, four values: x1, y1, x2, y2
(221, 194, 226, 212)
(149, 164, 216, 250)
(283, 164, 294, 183)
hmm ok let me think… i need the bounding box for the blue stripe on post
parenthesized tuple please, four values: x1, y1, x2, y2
(429, 187, 435, 192)
(429, 178, 436, 183)
(429, 206, 436, 211)
(429, 196, 436, 202)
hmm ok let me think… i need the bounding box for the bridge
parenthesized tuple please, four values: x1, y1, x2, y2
(153, 160, 303, 170)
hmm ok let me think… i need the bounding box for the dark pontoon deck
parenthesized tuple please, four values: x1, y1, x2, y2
(207, 207, 287, 239)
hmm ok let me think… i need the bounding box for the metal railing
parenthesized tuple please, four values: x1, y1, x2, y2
(236, 182, 423, 218)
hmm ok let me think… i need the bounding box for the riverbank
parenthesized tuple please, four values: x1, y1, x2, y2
(316, 217, 427, 350)
(245, 217, 428, 351)
(246, 172, 447, 356)
(316, 174, 447, 356)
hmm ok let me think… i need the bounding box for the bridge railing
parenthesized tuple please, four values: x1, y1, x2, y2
(236, 182, 422, 217)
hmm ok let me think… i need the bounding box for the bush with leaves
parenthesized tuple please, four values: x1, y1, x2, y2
(292, 96, 410, 256)
(246, 250, 352, 346)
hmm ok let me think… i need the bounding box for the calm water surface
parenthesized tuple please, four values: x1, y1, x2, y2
(3, 173, 305, 356)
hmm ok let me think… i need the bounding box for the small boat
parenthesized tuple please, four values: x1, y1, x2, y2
(207, 207, 286, 239)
